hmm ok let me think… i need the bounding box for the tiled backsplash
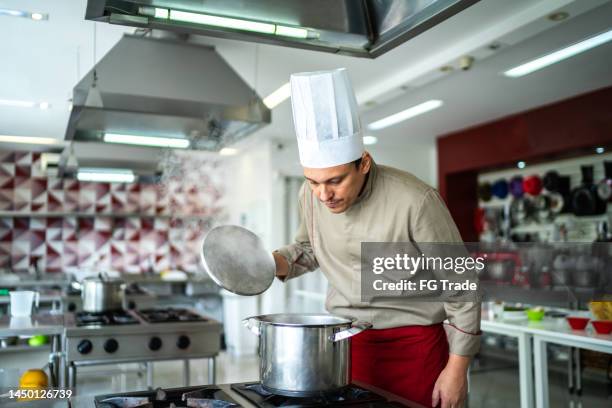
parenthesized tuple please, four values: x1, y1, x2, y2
(0, 151, 225, 273)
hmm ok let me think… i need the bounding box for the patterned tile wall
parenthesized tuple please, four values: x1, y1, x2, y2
(0, 151, 225, 273)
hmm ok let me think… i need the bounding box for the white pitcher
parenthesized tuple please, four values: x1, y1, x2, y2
(9, 291, 39, 317)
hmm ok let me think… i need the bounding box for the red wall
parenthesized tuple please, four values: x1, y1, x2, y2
(437, 86, 612, 241)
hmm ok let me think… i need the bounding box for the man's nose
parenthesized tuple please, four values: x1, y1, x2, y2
(319, 185, 332, 201)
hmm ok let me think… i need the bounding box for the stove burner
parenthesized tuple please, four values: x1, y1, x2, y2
(76, 311, 139, 327)
(95, 386, 239, 408)
(231, 382, 406, 407)
(137, 308, 208, 323)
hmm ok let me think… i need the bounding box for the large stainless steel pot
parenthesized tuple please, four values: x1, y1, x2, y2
(243, 314, 372, 396)
(81, 276, 125, 312)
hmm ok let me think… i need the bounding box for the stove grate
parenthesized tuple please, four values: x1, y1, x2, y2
(230, 382, 405, 407)
(95, 386, 239, 408)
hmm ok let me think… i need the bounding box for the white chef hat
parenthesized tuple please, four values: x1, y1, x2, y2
(290, 68, 364, 168)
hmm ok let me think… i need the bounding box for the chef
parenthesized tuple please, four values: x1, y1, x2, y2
(273, 68, 480, 408)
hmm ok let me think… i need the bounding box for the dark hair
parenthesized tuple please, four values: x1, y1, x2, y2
(353, 157, 363, 168)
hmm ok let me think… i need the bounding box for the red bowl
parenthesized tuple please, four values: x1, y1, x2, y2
(566, 317, 590, 330)
(591, 320, 612, 335)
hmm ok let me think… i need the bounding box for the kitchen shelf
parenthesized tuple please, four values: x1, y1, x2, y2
(0, 343, 51, 354)
(0, 211, 214, 221)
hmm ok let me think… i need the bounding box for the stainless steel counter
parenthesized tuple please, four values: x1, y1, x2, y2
(0, 312, 65, 388)
(0, 313, 65, 337)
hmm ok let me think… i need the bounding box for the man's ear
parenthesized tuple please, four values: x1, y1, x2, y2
(360, 152, 372, 174)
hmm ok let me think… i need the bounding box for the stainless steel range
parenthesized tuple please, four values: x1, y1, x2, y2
(230, 382, 409, 407)
(84, 382, 414, 408)
(63, 307, 221, 390)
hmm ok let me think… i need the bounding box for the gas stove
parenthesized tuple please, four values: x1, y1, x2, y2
(63, 307, 221, 389)
(64, 308, 221, 363)
(75, 310, 140, 326)
(94, 385, 239, 408)
(230, 383, 407, 407)
(89, 383, 410, 408)
(137, 307, 208, 323)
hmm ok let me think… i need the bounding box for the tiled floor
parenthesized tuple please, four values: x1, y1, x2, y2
(469, 362, 611, 408)
(2, 349, 611, 407)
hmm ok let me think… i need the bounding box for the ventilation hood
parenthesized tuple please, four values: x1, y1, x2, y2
(65, 34, 270, 151)
(85, 0, 479, 58)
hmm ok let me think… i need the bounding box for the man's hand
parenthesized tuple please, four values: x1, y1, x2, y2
(272, 252, 289, 280)
(431, 354, 469, 408)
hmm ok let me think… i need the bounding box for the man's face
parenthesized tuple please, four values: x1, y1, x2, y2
(303, 154, 371, 213)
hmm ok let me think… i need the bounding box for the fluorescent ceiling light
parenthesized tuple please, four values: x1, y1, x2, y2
(0, 135, 59, 145)
(154, 8, 169, 19)
(77, 168, 135, 183)
(275, 25, 308, 39)
(0, 8, 47, 20)
(263, 82, 291, 109)
(368, 100, 443, 130)
(504, 29, 612, 78)
(104, 133, 190, 149)
(0, 8, 26, 17)
(149, 7, 310, 39)
(0, 99, 36, 108)
(0, 99, 50, 109)
(219, 147, 238, 156)
(169, 10, 275, 34)
(363, 136, 378, 145)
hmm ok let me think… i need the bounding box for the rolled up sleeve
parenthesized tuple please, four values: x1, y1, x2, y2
(275, 184, 319, 281)
(412, 189, 481, 357)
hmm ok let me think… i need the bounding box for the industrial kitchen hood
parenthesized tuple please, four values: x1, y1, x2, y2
(84, 0, 479, 58)
(65, 34, 270, 151)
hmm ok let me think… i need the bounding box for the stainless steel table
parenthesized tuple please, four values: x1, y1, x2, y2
(481, 312, 612, 408)
(0, 312, 65, 387)
(531, 326, 612, 408)
(481, 314, 535, 408)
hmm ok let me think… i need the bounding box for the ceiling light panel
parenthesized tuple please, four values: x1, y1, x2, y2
(0, 8, 48, 20)
(368, 100, 443, 130)
(104, 133, 190, 149)
(504, 29, 612, 77)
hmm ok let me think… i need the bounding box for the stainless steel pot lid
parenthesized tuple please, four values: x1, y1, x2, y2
(200, 225, 275, 296)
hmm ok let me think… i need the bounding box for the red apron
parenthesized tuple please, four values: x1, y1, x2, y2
(351, 324, 449, 408)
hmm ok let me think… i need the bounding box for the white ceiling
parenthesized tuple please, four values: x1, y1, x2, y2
(1, 0, 612, 152)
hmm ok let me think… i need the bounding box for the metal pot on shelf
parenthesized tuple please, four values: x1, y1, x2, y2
(81, 275, 125, 313)
(243, 313, 371, 396)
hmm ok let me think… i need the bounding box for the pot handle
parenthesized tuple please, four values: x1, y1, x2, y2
(242, 318, 261, 336)
(330, 321, 372, 342)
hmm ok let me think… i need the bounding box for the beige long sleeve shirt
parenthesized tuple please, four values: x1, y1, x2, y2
(276, 161, 481, 356)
